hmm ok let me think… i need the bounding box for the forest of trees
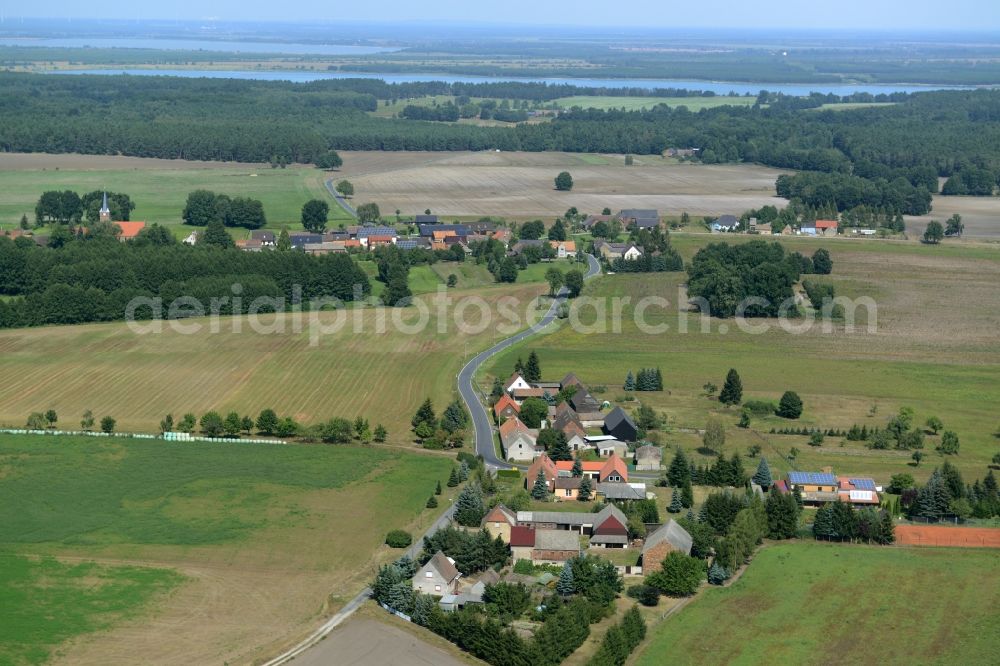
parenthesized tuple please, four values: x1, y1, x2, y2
(0, 234, 370, 328)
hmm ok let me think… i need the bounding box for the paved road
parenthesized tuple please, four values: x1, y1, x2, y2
(261, 503, 457, 666)
(324, 178, 357, 218)
(458, 253, 602, 470)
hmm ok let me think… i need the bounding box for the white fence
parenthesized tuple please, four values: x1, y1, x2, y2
(0, 428, 288, 446)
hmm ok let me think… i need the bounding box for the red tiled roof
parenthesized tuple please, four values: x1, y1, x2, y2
(815, 220, 839, 229)
(115, 221, 146, 239)
(599, 453, 629, 482)
(510, 525, 536, 547)
(493, 394, 520, 417)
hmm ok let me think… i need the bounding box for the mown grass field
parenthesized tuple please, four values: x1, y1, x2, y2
(633, 541, 1000, 665)
(486, 234, 1000, 482)
(553, 95, 757, 111)
(0, 282, 548, 437)
(0, 433, 453, 664)
(0, 153, 351, 233)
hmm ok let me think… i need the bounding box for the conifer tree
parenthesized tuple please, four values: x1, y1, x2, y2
(426, 495, 438, 508)
(667, 448, 691, 487)
(458, 460, 470, 482)
(412, 398, 436, 430)
(707, 561, 729, 585)
(524, 351, 542, 382)
(624, 370, 636, 392)
(655, 367, 664, 391)
(531, 469, 549, 500)
(668, 488, 683, 513)
(435, 480, 442, 495)
(571, 456, 583, 478)
(549, 431, 573, 461)
(752, 457, 773, 489)
(681, 478, 694, 508)
(454, 482, 485, 527)
(557, 563, 575, 595)
(812, 504, 834, 540)
(447, 466, 460, 487)
(491, 377, 504, 400)
(719, 369, 743, 406)
(578, 476, 593, 501)
(514, 357, 524, 374)
(441, 400, 468, 433)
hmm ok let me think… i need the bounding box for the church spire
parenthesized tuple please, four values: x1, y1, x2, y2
(99, 191, 111, 222)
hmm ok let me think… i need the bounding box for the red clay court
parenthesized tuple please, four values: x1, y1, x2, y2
(896, 524, 1000, 548)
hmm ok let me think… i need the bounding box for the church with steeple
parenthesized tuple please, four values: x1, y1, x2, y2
(99, 192, 111, 222)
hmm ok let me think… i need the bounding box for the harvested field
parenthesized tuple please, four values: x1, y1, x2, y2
(905, 194, 1000, 239)
(895, 525, 1000, 548)
(0, 283, 547, 438)
(296, 616, 474, 666)
(339, 151, 787, 219)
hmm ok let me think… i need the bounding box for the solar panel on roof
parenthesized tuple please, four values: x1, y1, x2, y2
(788, 471, 836, 485)
(850, 478, 876, 491)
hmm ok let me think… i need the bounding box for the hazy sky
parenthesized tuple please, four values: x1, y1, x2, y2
(7, 0, 997, 31)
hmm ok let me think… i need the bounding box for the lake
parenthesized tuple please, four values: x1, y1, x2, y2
(46, 68, 970, 96)
(0, 37, 397, 56)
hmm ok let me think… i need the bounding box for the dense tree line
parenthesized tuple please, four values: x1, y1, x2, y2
(0, 235, 370, 328)
(5, 73, 1000, 186)
(775, 172, 932, 215)
(182, 190, 267, 229)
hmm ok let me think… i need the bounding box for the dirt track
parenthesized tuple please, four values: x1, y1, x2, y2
(896, 524, 1000, 547)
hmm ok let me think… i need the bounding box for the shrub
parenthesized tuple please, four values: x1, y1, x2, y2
(626, 584, 660, 607)
(385, 529, 413, 548)
(743, 399, 777, 416)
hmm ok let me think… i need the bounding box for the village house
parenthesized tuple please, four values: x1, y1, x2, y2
(553, 476, 584, 501)
(113, 221, 146, 242)
(493, 394, 520, 421)
(785, 471, 839, 504)
(500, 417, 541, 462)
(581, 214, 612, 231)
(836, 476, 881, 506)
(711, 214, 739, 233)
(509, 525, 537, 561)
(616, 209, 660, 230)
(414, 214, 439, 224)
(634, 444, 663, 471)
(640, 520, 693, 574)
(482, 504, 518, 542)
(554, 452, 629, 484)
(597, 482, 648, 502)
(570, 391, 604, 426)
(814, 220, 839, 236)
(289, 232, 324, 249)
(549, 239, 577, 258)
(562, 421, 589, 452)
(603, 406, 639, 442)
(251, 230, 276, 246)
(504, 372, 532, 395)
(525, 454, 558, 490)
(511, 387, 548, 403)
(418, 223, 470, 240)
(412, 551, 461, 596)
(596, 439, 629, 458)
(595, 240, 643, 262)
(588, 508, 630, 548)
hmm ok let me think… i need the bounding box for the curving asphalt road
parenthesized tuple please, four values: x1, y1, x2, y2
(458, 253, 602, 470)
(324, 178, 357, 218)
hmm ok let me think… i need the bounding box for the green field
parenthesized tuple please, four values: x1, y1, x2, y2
(486, 235, 1000, 483)
(634, 541, 1000, 665)
(553, 96, 757, 111)
(0, 553, 183, 666)
(0, 433, 452, 663)
(0, 157, 352, 233)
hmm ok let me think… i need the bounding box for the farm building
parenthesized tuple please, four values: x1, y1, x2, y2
(616, 209, 660, 229)
(641, 520, 693, 574)
(603, 407, 638, 442)
(634, 444, 663, 470)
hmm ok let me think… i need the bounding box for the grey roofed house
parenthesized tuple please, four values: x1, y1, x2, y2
(570, 391, 601, 414)
(251, 230, 276, 244)
(510, 239, 544, 254)
(517, 503, 627, 529)
(288, 233, 324, 249)
(396, 238, 429, 250)
(642, 520, 693, 557)
(418, 223, 470, 237)
(355, 225, 398, 238)
(413, 551, 462, 596)
(603, 406, 639, 442)
(617, 209, 660, 228)
(534, 529, 583, 552)
(597, 482, 647, 501)
(554, 476, 583, 491)
(582, 214, 611, 229)
(414, 214, 439, 224)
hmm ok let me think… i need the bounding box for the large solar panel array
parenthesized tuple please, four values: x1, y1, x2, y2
(788, 471, 837, 485)
(850, 478, 877, 490)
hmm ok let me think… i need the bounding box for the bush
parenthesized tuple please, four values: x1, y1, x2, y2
(385, 529, 413, 548)
(743, 399, 777, 417)
(496, 469, 521, 481)
(626, 584, 660, 607)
